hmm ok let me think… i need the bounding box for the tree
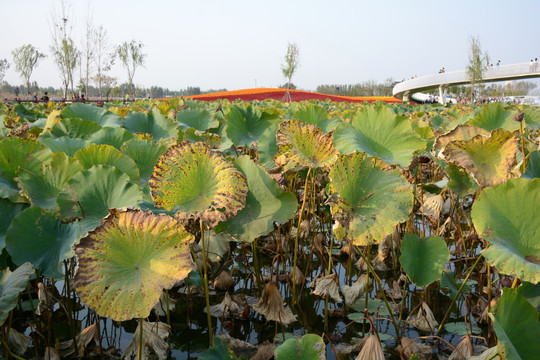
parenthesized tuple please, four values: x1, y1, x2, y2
(116, 40, 146, 98)
(50, 1, 80, 99)
(466, 36, 489, 102)
(11, 45, 45, 94)
(80, 15, 95, 98)
(92, 25, 114, 99)
(0, 58, 9, 82)
(281, 43, 300, 101)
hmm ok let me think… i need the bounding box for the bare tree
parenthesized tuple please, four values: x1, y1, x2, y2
(93, 25, 114, 99)
(11, 45, 46, 94)
(466, 35, 489, 102)
(0, 58, 10, 83)
(80, 13, 95, 98)
(116, 40, 146, 98)
(281, 43, 300, 101)
(50, 0, 80, 99)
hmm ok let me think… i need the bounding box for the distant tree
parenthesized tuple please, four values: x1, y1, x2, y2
(0, 58, 9, 82)
(92, 25, 114, 99)
(11, 45, 45, 94)
(116, 40, 146, 98)
(80, 14, 95, 98)
(466, 36, 489, 102)
(281, 43, 300, 101)
(50, 1, 80, 99)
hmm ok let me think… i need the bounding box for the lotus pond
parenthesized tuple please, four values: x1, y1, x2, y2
(0, 98, 539, 360)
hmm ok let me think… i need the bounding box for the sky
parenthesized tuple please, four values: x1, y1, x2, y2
(1, 0, 540, 92)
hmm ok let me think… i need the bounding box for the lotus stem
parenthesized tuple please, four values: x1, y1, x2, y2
(397, 275, 408, 339)
(292, 167, 311, 305)
(436, 255, 483, 336)
(199, 220, 213, 346)
(520, 121, 527, 173)
(363, 246, 370, 336)
(251, 241, 262, 293)
(487, 263, 492, 312)
(138, 318, 143, 360)
(165, 289, 171, 326)
(0, 336, 25, 360)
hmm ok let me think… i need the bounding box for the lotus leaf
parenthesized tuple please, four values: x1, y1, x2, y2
(177, 108, 219, 132)
(57, 165, 144, 233)
(150, 141, 247, 227)
(276, 120, 338, 169)
(441, 270, 476, 300)
(215, 156, 296, 242)
(88, 127, 134, 149)
(522, 150, 540, 180)
(225, 105, 279, 147)
(62, 103, 122, 127)
(274, 334, 325, 360)
(17, 152, 83, 209)
(492, 288, 540, 359)
(123, 107, 178, 141)
(40, 117, 103, 140)
(6, 207, 80, 279)
(467, 102, 519, 132)
(74, 144, 140, 184)
(199, 337, 239, 360)
(400, 234, 450, 286)
(443, 322, 482, 335)
(0, 262, 35, 326)
(257, 123, 279, 169)
(332, 104, 426, 168)
(38, 137, 90, 157)
(74, 209, 194, 321)
(521, 106, 540, 129)
(293, 104, 341, 133)
(120, 138, 172, 183)
(446, 164, 479, 196)
(472, 178, 540, 283)
(517, 281, 540, 312)
(328, 153, 413, 245)
(121, 321, 171, 359)
(432, 125, 490, 158)
(0, 137, 47, 201)
(14, 104, 44, 122)
(443, 128, 518, 188)
(0, 199, 29, 249)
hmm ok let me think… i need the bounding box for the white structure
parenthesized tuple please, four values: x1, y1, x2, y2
(393, 62, 540, 104)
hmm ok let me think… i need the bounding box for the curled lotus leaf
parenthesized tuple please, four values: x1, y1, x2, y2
(150, 141, 247, 227)
(522, 150, 540, 180)
(467, 102, 519, 132)
(0, 262, 35, 326)
(123, 107, 179, 141)
(74, 209, 194, 321)
(61, 103, 122, 127)
(40, 117, 102, 140)
(432, 125, 490, 158)
(176, 108, 219, 132)
(0, 199, 29, 250)
(74, 144, 140, 184)
(120, 138, 172, 183)
(88, 127, 134, 149)
(332, 104, 426, 168)
(472, 178, 540, 284)
(328, 153, 413, 245)
(225, 105, 280, 147)
(443, 128, 519, 188)
(274, 334, 325, 360)
(276, 120, 338, 169)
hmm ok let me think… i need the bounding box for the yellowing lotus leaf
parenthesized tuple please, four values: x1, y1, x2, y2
(276, 120, 338, 169)
(150, 141, 247, 227)
(74, 209, 194, 321)
(328, 153, 413, 245)
(432, 125, 490, 158)
(442, 128, 519, 188)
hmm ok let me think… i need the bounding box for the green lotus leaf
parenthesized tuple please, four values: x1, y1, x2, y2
(0, 199, 29, 250)
(472, 178, 540, 283)
(123, 107, 178, 141)
(517, 281, 540, 312)
(400, 233, 450, 286)
(199, 337, 238, 360)
(521, 106, 540, 130)
(150, 141, 247, 227)
(0, 262, 35, 326)
(14, 103, 44, 122)
(41, 117, 103, 140)
(276, 120, 338, 169)
(432, 125, 490, 157)
(88, 127, 134, 149)
(57, 165, 144, 233)
(275, 334, 325, 360)
(293, 104, 341, 133)
(446, 164, 479, 196)
(523, 150, 540, 180)
(6, 207, 80, 279)
(225, 105, 280, 147)
(257, 122, 279, 169)
(443, 322, 482, 336)
(121, 139, 172, 183)
(333, 104, 426, 167)
(74, 144, 140, 184)
(443, 129, 518, 188)
(38, 137, 90, 157)
(62, 103, 122, 127)
(74, 209, 194, 321)
(215, 156, 297, 242)
(492, 288, 540, 359)
(17, 152, 83, 209)
(441, 270, 477, 300)
(177, 108, 219, 132)
(468, 102, 519, 132)
(328, 153, 413, 245)
(0, 137, 47, 201)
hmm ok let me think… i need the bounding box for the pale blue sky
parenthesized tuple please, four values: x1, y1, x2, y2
(1, 0, 539, 91)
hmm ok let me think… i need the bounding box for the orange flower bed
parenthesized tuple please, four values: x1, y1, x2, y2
(179, 88, 401, 103)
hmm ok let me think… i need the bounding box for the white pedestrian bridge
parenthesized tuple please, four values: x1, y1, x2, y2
(393, 62, 540, 103)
